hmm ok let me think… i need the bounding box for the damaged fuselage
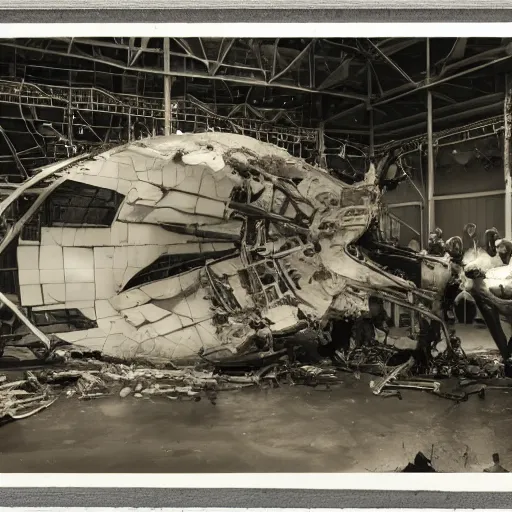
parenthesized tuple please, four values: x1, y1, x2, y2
(0, 133, 456, 363)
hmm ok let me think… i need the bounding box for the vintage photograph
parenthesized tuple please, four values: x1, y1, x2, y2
(0, 34, 511, 474)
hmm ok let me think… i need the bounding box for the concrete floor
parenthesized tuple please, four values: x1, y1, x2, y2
(0, 371, 510, 473)
(456, 323, 499, 354)
(0, 322, 507, 473)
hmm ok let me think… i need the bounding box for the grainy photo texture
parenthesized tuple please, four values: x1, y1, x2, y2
(0, 35, 511, 474)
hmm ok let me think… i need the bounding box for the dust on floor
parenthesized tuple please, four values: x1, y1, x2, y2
(0, 373, 509, 473)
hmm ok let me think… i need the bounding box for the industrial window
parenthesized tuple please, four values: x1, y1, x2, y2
(0, 238, 19, 295)
(123, 248, 237, 290)
(43, 181, 124, 227)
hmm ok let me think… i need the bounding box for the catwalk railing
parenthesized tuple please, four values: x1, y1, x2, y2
(1, 78, 504, 186)
(0, 79, 320, 180)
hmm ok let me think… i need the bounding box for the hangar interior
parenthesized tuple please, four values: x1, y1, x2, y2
(1, 36, 512, 472)
(0, 37, 510, 349)
(1, 38, 510, 240)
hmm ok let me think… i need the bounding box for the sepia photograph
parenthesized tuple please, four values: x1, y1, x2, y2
(0, 31, 511, 475)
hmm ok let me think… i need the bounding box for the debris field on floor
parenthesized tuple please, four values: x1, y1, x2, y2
(2, 338, 511, 430)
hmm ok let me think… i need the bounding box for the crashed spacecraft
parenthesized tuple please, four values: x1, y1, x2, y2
(0, 133, 459, 363)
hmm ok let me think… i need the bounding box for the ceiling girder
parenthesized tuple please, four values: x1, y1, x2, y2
(375, 101, 504, 139)
(373, 44, 512, 107)
(2, 41, 367, 101)
(269, 40, 314, 84)
(377, 38, 424, 57)
(324, 102, 368, 125)
(374, 92, 505, 134)
(440, 43, 512, 77)
(210, 38, 236, 76)
(129, 37, 150, 67)
(367, 38, 414, 84)
(317, 58, 353, 91)
(446, 38, 468, 63)
(4, 37, 512, 143)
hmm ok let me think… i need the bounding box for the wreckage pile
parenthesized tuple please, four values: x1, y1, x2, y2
(0, 371, 57, 426)
(336, 344, 505, 379)
(1, 339, 509, 428)
(0, 131, 511, 427)
(0, 360, 239, 426)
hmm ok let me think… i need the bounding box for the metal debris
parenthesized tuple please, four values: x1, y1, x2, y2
(370, 357, 414, 396)
(0, 339, 509, 426)
(0, 372, 56, 426)
(1, 310, 510, 425)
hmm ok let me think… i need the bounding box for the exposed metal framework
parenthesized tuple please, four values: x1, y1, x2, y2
(2, 38, 511, 129)
(1, 36, 512, 177)
(0, 39, 367, 101)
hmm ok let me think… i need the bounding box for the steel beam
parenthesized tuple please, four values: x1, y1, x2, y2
(368, 60, 384, 96)
(440, 43, 512, 77)
(309, 40, 316, 89)
(434, 37, 468, 68)
(324, 102, 368, 125)
(0, 292, 51, 351)
(368, 62, 374, 157)
(318, 121, 326, 168)
(374, 93, 505, 136)
(367, 38, 414, 84)
(434, 190, 505, 201)
(164, 37, 171, 136)
(269, 41, 313, 84)
(1, 42, 366, 102)
(373, 46, 512, 108)
(129, 37, 150, 67)
(317, 58, 352, 91)
(65, 37, 162, 54)
(271, 38, 279, 80)
(210, 38, 235, 76)
(378, 38, 424, 57)
(317, 128, 370, 135)
(0, 126, 28, 179)
(431, 91, 457, 105)
(444, 38, 468, 63)
(426, 38, 435, 236)
(378, 102, 503, 139)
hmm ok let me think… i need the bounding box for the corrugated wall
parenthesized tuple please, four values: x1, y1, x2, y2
(435, 194, 505, 244)
(382, 143, 507, 246)
(388, 205, 422, 247)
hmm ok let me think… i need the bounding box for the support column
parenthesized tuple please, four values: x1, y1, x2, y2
(317, 121, 326, 168)
(127, 109, 132, 142)
(67, 71, 74, 152)
(367, 62, 374, 158)
(505, 75, 512, 239)
(163, 37, 171, 136)
(426, 38, 435, 234)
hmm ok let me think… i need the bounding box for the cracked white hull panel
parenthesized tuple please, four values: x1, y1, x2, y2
(56, 271, 218, 361)
(8, 133, 394, 362)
